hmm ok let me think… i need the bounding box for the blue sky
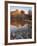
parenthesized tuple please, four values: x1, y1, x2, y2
(10, 6, 32, 11)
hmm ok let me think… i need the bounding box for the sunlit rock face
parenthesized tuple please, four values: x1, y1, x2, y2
(11, 9, 29, 16)
(10, 9, 32, 27)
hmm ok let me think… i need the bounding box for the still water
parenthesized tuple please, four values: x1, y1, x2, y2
(10, 24, 32, 40)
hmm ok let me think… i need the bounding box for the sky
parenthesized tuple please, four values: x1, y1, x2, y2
(10, 6, 32, 11)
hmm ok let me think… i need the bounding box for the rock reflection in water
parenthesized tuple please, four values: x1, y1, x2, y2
(10, 24, 32, 40)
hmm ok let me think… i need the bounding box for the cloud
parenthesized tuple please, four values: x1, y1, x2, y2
(10, 6, 32, 12)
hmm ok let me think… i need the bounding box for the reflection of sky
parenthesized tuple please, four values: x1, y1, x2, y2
(10, 6, 32, 11)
